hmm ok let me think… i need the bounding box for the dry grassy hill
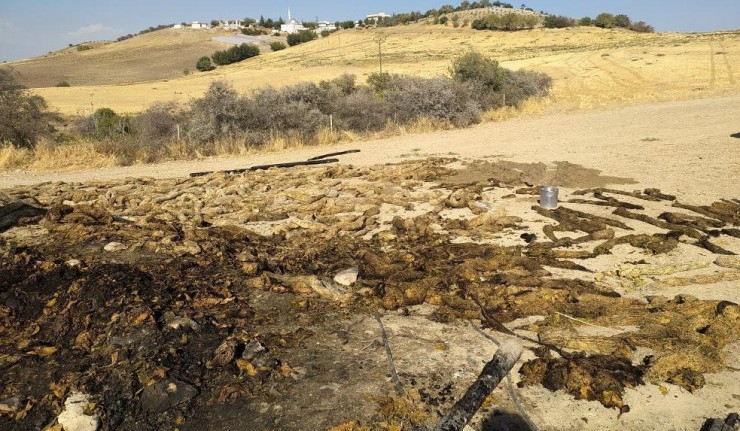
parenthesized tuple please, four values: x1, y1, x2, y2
(17, 23, 740, 115)
(6, 28, 238, 88)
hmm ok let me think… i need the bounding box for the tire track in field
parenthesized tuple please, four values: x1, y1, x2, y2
(586, 54, 637, 89)
(718, 38, 737, 85)
(603, 56, 646, 84)
(709, 39, 717, 88)
(561, 51, 591, 93)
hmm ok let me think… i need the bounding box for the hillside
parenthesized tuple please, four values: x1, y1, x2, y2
(16, 23, 740, 114)
(7, 28, 237, 87)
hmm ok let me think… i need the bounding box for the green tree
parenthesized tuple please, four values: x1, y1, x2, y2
(196, 56, 214, 71)
(594, 13, 616, 29)
(579, 16, 593, 26)
(87, 107, 128, 139)
(287, 30, 317, 46)
(450, 50, 504, 91)
(614, 14, 631, 28)
(0, 68, 58, 149)
(211, 43, 260, 66)
(544, 15, 575, 29)
(269, 41, 287, 51)
(629, 21, 654, 33)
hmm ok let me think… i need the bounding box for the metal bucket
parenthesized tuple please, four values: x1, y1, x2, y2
(540, 186, 559, 209)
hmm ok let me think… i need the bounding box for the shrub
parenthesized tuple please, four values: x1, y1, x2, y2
(450, 51, 505, 91)
(384, 75, 482, 126)
(160, 53, 551, 148)
(367, 72, 392, 94)
(196, 56, 214, 72)
(544, 15, 576, 29)
(327, 73, 356, 95)
(614, 14, 631, 28)
(332, 89, 388, 131)
(76, 44, 93, 52)
(241, 27, 266, 36)
(287, 30, 317, 46)
(184, 81, 250, 142)
(594, 13, 616, 29)
(471, 12, 540, 30)
(131, 102, 180, 145)
(629, 21, 654, 33)
(579, 17, 593, 26)
(0, 68, 58, 149)
(75, 107, 129, 140)
(55, 80, 71, 87)
(95, 108, 128, 138)
(270, 41, 287, 51)
(211, 43, 260, 66)
(500, 69, 552, 107)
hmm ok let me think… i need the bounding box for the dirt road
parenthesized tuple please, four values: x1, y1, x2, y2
(2, 95, 738, 203)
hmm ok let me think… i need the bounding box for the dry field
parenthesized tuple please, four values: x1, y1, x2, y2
(20, 25, 740, 115)
(6, 28, 236, 88)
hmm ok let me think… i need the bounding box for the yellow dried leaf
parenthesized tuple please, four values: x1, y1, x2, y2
(659, 385, 669, 395)
(131, 311, 151, 326)
(34, 346, 58, 357)
(74, 331, 93, 350)
(280, 362, 294, 377)
(49, 382, 66, 399)
(152, 367, 166, 379)
(236, 359, 257, 377)
(16, 339, 31, 350)
(434, 341, 447, 351)
(137, 369, 152, 385)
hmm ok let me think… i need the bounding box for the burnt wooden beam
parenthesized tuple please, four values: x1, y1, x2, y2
(189, 158, 339, 177)
(433, 339, 523, 431)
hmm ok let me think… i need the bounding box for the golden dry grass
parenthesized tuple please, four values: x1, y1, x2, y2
(26, 25, 740, 115)
(7, 28, 238, 88)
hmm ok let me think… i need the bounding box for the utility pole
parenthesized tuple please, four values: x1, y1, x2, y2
(373, 33, 388, 75)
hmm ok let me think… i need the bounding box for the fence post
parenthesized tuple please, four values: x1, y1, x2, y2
(329, 114, 333, 133)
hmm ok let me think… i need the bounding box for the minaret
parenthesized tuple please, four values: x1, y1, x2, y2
(288, 8, 292, 21)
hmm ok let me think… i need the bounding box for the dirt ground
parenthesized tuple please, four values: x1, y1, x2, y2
(1, 96, 739, 431)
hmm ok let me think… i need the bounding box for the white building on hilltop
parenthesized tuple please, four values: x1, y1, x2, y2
(280, 8, 306, 34)
(366, 12, 391, 22)
(317, 20, 336, 32)
(220, 20, 243, 30)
